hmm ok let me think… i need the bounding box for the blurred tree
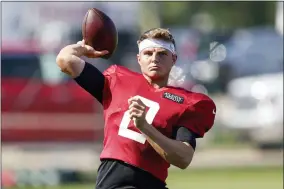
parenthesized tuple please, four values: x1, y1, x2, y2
(159, 2, 191, 26)
(160, 2, 276, 29)
(138, 2, 161, 33)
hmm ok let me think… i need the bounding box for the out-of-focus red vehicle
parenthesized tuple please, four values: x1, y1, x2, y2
(1, 41, 104, 142)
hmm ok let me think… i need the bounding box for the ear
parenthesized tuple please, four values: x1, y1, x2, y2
(137, 54, 141, 66)
(172, 54, 177, 65)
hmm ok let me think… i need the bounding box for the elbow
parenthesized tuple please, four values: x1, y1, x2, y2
(176, 158, 192, 170)
(167, 152, 193, 170)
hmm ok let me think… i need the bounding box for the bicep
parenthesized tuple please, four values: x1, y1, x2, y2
(74, 62, 105, 103)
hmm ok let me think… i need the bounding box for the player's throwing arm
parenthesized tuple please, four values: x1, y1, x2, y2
(56, 40, 108, 78)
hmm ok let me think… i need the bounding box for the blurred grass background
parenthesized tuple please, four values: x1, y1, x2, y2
(9, 166, 282, 189)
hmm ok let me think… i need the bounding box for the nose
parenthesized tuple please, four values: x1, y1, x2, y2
(151, 52, 160, 63)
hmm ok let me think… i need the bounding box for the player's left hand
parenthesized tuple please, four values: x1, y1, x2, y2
(128, 96, 147, 129)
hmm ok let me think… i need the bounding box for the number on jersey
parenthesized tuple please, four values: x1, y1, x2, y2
(118, 95, 160, 144)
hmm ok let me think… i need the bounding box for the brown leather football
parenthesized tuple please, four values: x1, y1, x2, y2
(82, 8, 118, 59)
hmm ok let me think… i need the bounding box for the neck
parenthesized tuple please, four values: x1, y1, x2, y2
(143, 74, 169, 89)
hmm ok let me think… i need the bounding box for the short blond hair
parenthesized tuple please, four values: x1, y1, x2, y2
(137, 28, 176, 48)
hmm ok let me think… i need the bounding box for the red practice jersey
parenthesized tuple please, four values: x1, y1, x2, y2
(100, 65, 216, 182)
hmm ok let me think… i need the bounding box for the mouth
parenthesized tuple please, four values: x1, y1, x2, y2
(149, 65, 160, 71)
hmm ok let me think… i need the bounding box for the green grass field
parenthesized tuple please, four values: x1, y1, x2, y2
(10, 166, 282, 189)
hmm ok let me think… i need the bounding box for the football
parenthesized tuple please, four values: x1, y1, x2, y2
(82, 8, 118, 59)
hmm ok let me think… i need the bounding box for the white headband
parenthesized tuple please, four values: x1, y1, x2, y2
(139, 39, 176, 54)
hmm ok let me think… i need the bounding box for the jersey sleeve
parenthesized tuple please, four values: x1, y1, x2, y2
(102, 65, 118, 108)
(176, 99, 216, 138)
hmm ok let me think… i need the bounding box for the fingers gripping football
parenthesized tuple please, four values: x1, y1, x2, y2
(76, 39, 109, 58)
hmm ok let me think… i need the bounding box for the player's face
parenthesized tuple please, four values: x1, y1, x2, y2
(137, 47, 177, 80)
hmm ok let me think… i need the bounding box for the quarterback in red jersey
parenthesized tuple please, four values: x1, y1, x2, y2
(56, 28, 216, 189)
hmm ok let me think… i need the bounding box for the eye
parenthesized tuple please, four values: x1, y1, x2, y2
(144, 51, 153, 56)
(159, 51, 168, 56)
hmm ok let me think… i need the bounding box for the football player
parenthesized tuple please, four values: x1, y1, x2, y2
(56, 28, 216, 189)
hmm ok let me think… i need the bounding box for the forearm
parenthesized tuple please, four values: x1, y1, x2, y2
(56, 44, 86, 78)
(140, 123, 194, 169)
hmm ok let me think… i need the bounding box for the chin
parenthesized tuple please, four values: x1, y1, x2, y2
(148, 71, 164, 80)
